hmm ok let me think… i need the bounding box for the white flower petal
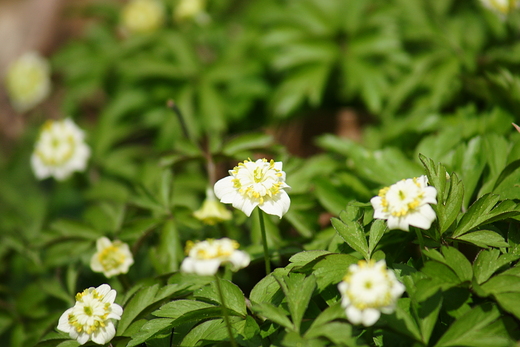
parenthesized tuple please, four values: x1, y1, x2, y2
(229, 250, 250, 271)
(76, 332, 90, 345)
(361, 308, 381, 327)
(345, 305, 363, 325)
(193, 259, 221, 276)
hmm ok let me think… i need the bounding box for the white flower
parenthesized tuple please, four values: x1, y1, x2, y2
(90, 237, 134, 278)
(214, 159, 291, 218)
(5, 51, 51, 112)
(338, 260, 405, 327)
(31, 118, 91, 181)
(480, 0, 519, 16)
(180, 238, 250, 276)
(57, 284, 123, 345)
(121, 0, 164, 34)
(193, 187, 232, 225)
(370, 175, 437, 231)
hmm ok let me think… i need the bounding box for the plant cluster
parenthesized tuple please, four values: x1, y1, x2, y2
(1, 0, 520, 346)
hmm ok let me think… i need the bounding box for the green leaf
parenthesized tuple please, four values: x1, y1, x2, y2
(419, 155, 464, 235)
(153, 300, 215, 318)
(118, 283, 187, 334)
(309, 253, 358, 293)
(251, 302, 294, 330)
(455, 230, 510, 248)
(494, 292, 520, 320)
(127, 318, 174, 347)
(331, 217, 369, 260)
(417, 291, 443, 344)
(451, 195, 520, 238)
(473, 249, 520, 284)
(277, 274, 316, 333)
(289, 250, 331, 268)
(434, 303, 510, 347)
(368, 219, 386, 257)
(284, 209, 315, 238)
(385, 298, 422, 342)
(193, 279, 247, 316)
(481, 275, 520, 295)
(222, 133, 274, 156)
(304, 322, 356, 346)
(314, 178, 350, 215)
(249, 268, 288, 305)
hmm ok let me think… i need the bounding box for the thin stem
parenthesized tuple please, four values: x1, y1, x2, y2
(167, 99, 192, 142)
(215, 275, 237, 347)
(414, 227, 426, 264)
(259, 210, 271, 275)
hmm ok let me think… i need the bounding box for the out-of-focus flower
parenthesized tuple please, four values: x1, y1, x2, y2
(57, 284, 123, 345)
(214, 159, 291, 218)
(90, 237, 134, 278)
(174, 0, 207, 22)
(338, 260, 405, 327)
(5, 51, 51, 112)
(194, 187, 232, 225)
(121, 0, 164, 34)
(180, 238, 250, 276)
(370, 175, 437, 231)
(31, 118, 90, 181)
(480, 0, 519, 16)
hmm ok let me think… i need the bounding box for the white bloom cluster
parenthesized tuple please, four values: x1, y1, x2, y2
(58, 284, 123, 345)
(31, 118, 91, 181)
(90, 237, 134, 278)
(121, 0, 164, 34)
(193, 188, 232, 225)
(214, 158, 291, 218)
(5, 51, 51, 112)
(338, 260, 405, 327)
(181, 238, 250, 276)
(480, 0, 519, 16)
(370, 175, 437, 231)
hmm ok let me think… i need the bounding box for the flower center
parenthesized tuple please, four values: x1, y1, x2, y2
(98, 245, 126, 271)
(35, 121, 77, 166)
(378, 178, 423, 218)
(69, 288, 111, 334)
(343, 261, 394, 310)
(231, 159, 284, 205)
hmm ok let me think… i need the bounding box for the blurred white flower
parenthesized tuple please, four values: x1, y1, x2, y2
(174, 0, 207, 22)
(370, 175, 437, 231)
(181, 238, 250, 276)
(90, 237, 134, 278)
(338, 260, 405, 327)
(31, 118, 90, 181)
(480, 0, 519, 16)
(214, 159, 291, 218)
(57, 284, 123, 345)
(194, 187, 232, 225)
(5, 51, 51, 112)
(121, 0, 164, 34)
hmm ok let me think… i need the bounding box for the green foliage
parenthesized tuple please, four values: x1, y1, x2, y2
(3, 0, 520, 345)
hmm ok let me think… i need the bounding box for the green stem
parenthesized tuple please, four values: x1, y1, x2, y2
(259, 210, 271, 275)
(414, 227, 426, 263)
(215, 275, 237, 347)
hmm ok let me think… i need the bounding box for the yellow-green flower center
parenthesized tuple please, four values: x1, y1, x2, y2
(231, 159, 284, 205)
(378, 177, 423, 218)
(98, 244, 126, 271)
